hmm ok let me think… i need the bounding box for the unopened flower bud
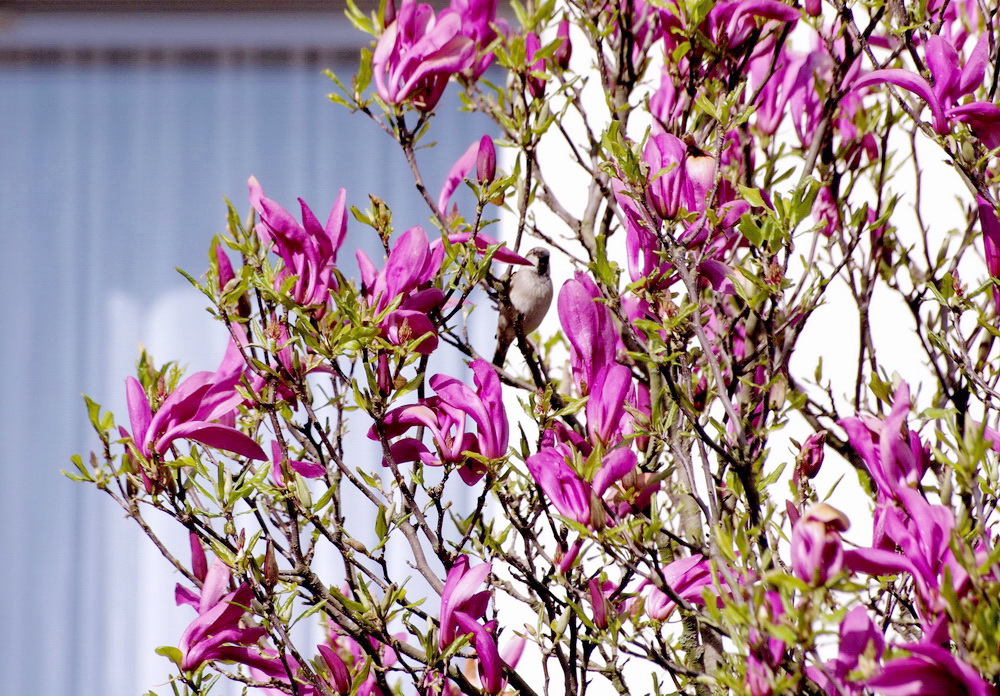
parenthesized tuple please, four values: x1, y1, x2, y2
(476, 135, 496, 185)
(795, 430, 826, 483)
(804, 0, 821, 16)
(376, 352, 393, 395)
(553, 18, 572, 70)
(524, 32, 546, 99)
(791, 502, 849, 585)
(589, 492, 607, 531)
(588, 578, 612, 629)
(263, 541, 278, 588)
(383, 0, 396, 27)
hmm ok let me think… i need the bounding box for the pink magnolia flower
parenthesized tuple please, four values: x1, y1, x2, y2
(640, 554, 713, 620)
(643, 133, 713, 219)
(269, 440, 326, 487)
(523, 32, 546, 99)
(449, 0, 505, 79)
(315, 622, 402, 696)
(854, 34, 1000, 148)
(586, 364, 636, 447)
(557, 273, 619, 394)
(587, 579, 615, 629)
(249, 176, 347, 308)
(376, 359, 508, 484)
(526, 444, 638, 529)
(748, 48, 817, 137)
(437, 135, 498, 214)
(807, 606, 885, 696)
(439, 556, 502, 694)
(552, 18, 572, 70)
(746, 592, 787, 696)
(793, 430, 826, 484)
(813, 186, 841, 237)
(845, 488, 964, 640)
(790, 502, 849, 585)
(703, 0, 799, 51)
(124, 342, 266, 463)
(866, 642, 994, 696)
(372, 0, 475, 111)
(176, 562, 267, 672)
(840, 381, 929, 502)
(358, 225, 446, 354)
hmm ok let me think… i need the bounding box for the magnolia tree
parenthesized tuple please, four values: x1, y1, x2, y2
(72, 0, 1000, 694)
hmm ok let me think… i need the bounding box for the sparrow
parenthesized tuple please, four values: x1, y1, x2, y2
(493, 247, 554, 367)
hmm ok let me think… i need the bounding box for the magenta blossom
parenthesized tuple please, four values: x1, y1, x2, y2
(640, 554, 713, 620)
(807, 606, 885, 696)
(526, 444, 638, 529)
(552, 18, 572, 70)
(746, 592, 787, 696)
(437, 135, 498, 214)
(269, 440, 326, 488)
(249, 176, 347, 308)
(358, 225, 446, 354)
(376, 359, 508, 484)
(124, 342, 266, 463)
(318, 620, 403, 696)
(449, 0, 505, 79)
(866, 642, 994, 696)
(439, 556, 502, 694)
(845, 488, 963, 639)
(176, 563, 266, 671)
(643, 133, 713, 219)
(372, 0, 475, 111)
(704, 0, 799, 51)
(839, 381, 929, 502)
(586, 364, 636, 447)
(794, 430, 826, 484)
(557, 273, 620, 394)
(523, 32, 546, 99)
(853, 34, 1000, 148)
(790, 502, 849, 585)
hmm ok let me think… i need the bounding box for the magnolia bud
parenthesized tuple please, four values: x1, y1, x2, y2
(263, 541, 278, 588)
(589, 492, 607, 531)
(588, 579, 612, 629)
(524, 33, 546, 99)
(791, 502, 849, 585)
(795, 430, 826, 483)
(553, 19, 572, 70)
(476, 135, 496, 185)
(376, 352, 392, 395)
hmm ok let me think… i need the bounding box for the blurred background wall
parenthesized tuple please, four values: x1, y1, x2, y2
(0, 3, 492, 692)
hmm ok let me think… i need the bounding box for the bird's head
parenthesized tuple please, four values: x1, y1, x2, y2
(526, 247, 550, 277)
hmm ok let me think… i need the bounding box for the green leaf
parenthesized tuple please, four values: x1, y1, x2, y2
(738, 185, 767, 209)
(739, 214, 764, 247)
(155, 645, 183, 668)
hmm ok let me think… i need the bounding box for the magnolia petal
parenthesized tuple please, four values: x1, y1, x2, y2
(438, 138, 481, 213)
(454, 612, 503, 694)
(156, 421, 267, 460)
(175, 583, 200, 610)
(854, 69, 948, 134)
(319, 644, 352, 694)
(125, 376, 153, 450)
(592, 447, 638, 497)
